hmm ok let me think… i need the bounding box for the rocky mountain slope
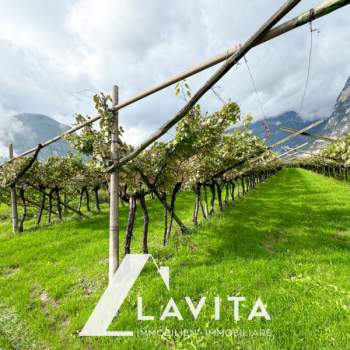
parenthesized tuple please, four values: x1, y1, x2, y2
(323, 76, 350, 137)
(248, 76, 350, 152)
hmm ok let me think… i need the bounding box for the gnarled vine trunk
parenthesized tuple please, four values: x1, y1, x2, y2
(37, 187, 46, 226)
(192, 183, 201, 225)
(125, 195, 137, 254)
(48, 188, 55, 224)
(224, 182, 229, 204)
(209, 183, 215, 215)
(78, 187, 84, 213)
(19, 187, 27, 233)
(136, 168, 187, 233)
(85, 187, 91, 212)
(162, 192, 168, 246)
(63, 193, 68, 215)
(55, 186, 62, 220)
(139, 192, 149, 253)
(203, 185, 209, 218)
(214, 181, 223, 212)
(241, 177, 245, 195)
(93, 185, 101, 212)
(231, 181, 235, 201)
(167, 182, 182, 241)
(236, 178, 241, 198)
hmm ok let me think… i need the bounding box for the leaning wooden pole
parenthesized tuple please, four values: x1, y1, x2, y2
(109, 85, 120, 283)
(276, 142, 309, 159)
(2, 0, 348, 166)
(8, 144, 19, 234)
(258, 143, 309, 167)
(111, 0, 302, 169)
(280, 126, 336, 142)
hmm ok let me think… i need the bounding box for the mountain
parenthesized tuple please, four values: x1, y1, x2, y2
(247, 76, 350, 152)
(1, 113, 71, 160)
(323, 76, 350, 137)
(1, 76, 349, 162)
(247, 111, 326, 152)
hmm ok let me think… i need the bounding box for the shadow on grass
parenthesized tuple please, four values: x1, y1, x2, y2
(177, 168, 350, 268)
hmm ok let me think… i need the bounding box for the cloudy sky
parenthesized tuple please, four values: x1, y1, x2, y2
(0, 0, 349, 149)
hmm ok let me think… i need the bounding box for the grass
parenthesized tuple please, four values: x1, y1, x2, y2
(0, 168, 350, 349)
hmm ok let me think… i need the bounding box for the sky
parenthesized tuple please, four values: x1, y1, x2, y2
(0, 0, 349, 152)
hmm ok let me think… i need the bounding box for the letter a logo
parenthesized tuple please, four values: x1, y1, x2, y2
(80, 254, 169, 336)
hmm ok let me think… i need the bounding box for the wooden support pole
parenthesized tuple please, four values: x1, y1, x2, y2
(276, 142, 309, 159)
(280, 126, 336, 142)
(109, 85, 120, 283)
(270, 120, 323, 148)
(257, 143, 309, 167)
(9, 144, 19, 234)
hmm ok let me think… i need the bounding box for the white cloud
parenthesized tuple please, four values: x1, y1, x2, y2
(123, 127, 152, 147)
(0, 0, 349, 150)
(0, 103, 32, 158)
